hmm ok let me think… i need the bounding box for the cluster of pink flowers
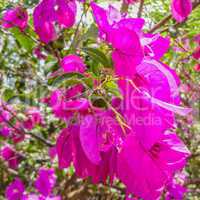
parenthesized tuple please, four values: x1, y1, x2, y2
(33, 0, 77, 43)
(0, 0, 195, 199)
(5, 168, 60, 200)
(0, 101, 44, 169)
(40, 2, 192, 199)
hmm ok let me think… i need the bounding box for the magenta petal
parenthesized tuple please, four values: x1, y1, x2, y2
(110, 28, 142, 58)
(158, 132, 190, 173)
(80, 115, 101, 165)
(1, 7, 28, 31)
(34, 168, 56, 197)
(171, 0, 192, 23)
(143, 34, 170, 59)
(63, 98, 89, 111)
(61, 54, 86, 73)
(90, 2, 110, 34)
(117, 18, 145, 34)
(56, 0, 77, 28)
(56, 128, 73, 169)
(5, 178, 25, 200)
(117, 134, 166, 200)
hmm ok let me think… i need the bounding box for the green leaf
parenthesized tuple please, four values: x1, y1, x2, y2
(105, 81, 122, 98)
(82, 23, 98, 41)
(2, 88, 15, 102)
(48, 73, 84, 86)
(82, 47, 112, 68)
(10, 27, 35, 52)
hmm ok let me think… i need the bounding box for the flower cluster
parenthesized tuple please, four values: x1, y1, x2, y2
(41, 2, 192, 199)
(0, 101, 44, 169)
(5, 168, 60, 200)
(0, 0, 195, 199)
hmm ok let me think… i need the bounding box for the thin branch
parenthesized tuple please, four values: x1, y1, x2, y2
(148, 0, 200, 33)
(69, 6, 89, 52)
(137, 0, 144, 18)
(148, 14, 172, 33)
(0, 106, 54, 147)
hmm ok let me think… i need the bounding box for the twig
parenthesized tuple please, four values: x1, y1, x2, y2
(148, 0, 200, 33)
(137, 0, 144, 18)
(69, 6, 89, 52)
(148, 14, 172, 33)
(0, 105, 54, 147)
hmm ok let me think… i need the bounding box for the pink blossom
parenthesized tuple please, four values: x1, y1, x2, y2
(0, 145, 21, 169)
(49, 146, 57, 161)
(23, 108, 44, 130)
(56, 124, 118, 183)
(0, 125, 11, 137)
(117, 132, 190, 200)
(142, 34, 170, 59)
(192, 47, 200, 60)
(55, 0, 77, 28)
(91, 3, 144, 77)
(194, 34, 200, 44)
(194, 63, 200, 72)
(5, 178, 25, 200)
(33, 0, 76, 43)
(171, 0, 192, 23)
(60, 55, 86, 73)
(1, 7, 28, 31)
(166, 180, 187, 200)
(11, 122, 25, 143)
(35, 168, 57, 197)
(33, 47, 47, 59)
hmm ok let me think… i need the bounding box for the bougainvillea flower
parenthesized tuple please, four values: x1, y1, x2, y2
(142, 34, 170, 59)
(91, 2, 144, 76)
(194, 34, 200, 44)
(166, 180, 187, 200)
(33, 0, 76, 43)
(23, 108, 44, 130)
(192, 47, 200, 60)
(5, 178, 25, 200)
(49, 146, 57, 161)
(80, 114, 102, 164)
(56, 110, 123, 181)
(35, 168, 57, 197)
(0, 145, 21, 169)
(57, 124, 118, 183)
(11, 122, 25, 144)
(116, 58, 191, 150)
(1, 7, 28, 31)
(117, 132, 190, 200)
(60, 55, 86, 73)
(91, 2, 144, 40)
(0, 126, 11, 137)
(65, 84, 84, 99)
(117, 18, 145, 34)
(49, 87, 89, 119)
(0, 101, 12, 123)
(33, 47, 47, 60)
(171, 0, 192, 23)
(194, 63, 200, 72)
(55, 0, 77, 28)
